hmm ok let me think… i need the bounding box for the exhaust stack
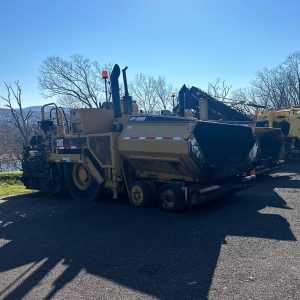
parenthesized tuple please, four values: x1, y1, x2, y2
(110, 64, 122, 118)
(122, 67, 133, 114)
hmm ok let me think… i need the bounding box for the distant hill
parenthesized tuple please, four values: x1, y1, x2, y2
(0, 106, 70, 125)
(23, 106, 42, 112)
(0, 108, 16, 123)
(0, 107, 40, 125)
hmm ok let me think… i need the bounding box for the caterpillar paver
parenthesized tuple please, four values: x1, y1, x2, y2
(22, 65, 256, 211)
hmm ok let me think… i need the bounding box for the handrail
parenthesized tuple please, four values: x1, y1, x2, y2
(40, 103, 69, 135)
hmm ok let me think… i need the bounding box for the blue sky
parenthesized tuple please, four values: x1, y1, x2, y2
(0, 0, 299, 107)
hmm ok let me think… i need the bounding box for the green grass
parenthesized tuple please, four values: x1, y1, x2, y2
(0, 171, 35, 197)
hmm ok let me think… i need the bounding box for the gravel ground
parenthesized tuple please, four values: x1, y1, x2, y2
(0, 162, 299, 300)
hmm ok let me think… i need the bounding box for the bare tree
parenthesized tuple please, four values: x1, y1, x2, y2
(251, 67, 286, 109)
(230, 87, 260, 116)
(130, 73, 157, 113)
(39, 55, 111, 108)
(207, 78, 232, 101)
(285, 51, 300, 106)
(249, 51, 300, 109)
(1, 81, 33, 145)
(155, 76, 174, 111)
(130, 73, 173, 113)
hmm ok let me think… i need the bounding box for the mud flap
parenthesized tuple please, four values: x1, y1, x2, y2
(254, 127, 283, 161)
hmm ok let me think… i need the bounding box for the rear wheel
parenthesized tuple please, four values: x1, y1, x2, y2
(158, 183, 186, 212)
(130, 181, 154, 207)
(64, 163, 102, 201)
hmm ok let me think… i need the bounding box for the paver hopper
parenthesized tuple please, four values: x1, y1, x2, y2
(176, 86, 285, 173)
(118, 115, 256, 183)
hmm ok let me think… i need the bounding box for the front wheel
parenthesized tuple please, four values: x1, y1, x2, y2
(130, 181, 154, 207)
(64, 163, 102, 201)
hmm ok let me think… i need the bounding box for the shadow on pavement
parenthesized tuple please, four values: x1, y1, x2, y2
(0, 163, 298, 299)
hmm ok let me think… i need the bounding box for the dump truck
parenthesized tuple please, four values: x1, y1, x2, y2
(22, 64, 256, 211)
(174, 86, 284, 175)
(257, 108, 300, 160)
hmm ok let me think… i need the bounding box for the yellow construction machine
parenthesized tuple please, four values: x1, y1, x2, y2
(257, 108, 300, 159)
(21, 65, 257, 211)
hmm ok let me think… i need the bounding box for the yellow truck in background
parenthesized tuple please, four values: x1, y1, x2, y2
(257, 108, 300, 159)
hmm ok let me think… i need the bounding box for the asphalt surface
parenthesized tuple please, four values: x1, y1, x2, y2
(0, 162, 299, 300)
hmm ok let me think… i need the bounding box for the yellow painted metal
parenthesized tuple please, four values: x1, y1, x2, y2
(257, 108, 300, 138)
(86, 157, 104, 184)
(70, 108, 114, 134)
(118, 117, 200, 181)
(72, 163, 92, 191)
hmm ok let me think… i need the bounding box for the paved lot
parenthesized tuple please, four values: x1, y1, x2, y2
(0, 163, 299, 300)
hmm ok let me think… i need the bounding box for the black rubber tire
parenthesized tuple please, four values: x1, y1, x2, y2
(50, 164, 68, 195)
(158, 183, 186, 212)
(64, 163, 102, 201)
(130, 181, 153, 207)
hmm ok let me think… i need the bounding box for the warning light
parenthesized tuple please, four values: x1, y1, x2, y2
(102, 70, 109, 79)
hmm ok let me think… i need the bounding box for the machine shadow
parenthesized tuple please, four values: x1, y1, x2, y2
(0, 165, 298, 300)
